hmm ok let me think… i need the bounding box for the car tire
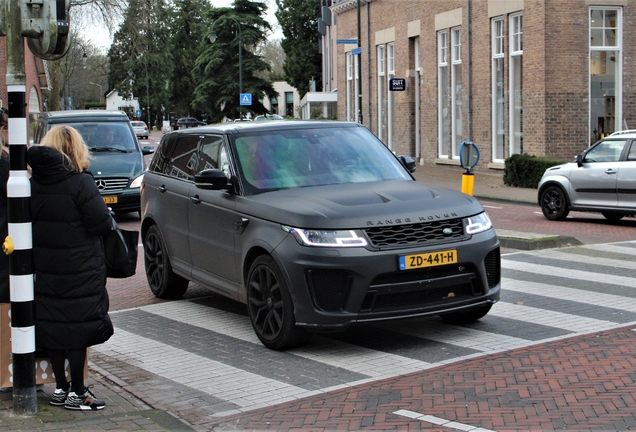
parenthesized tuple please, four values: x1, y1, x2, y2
(246, 255, 312, 350)
(439, 304, 492, 325)
(602, 212, 625, 222)
(143, 224, 189, 299)
(540, 185, 570, 221)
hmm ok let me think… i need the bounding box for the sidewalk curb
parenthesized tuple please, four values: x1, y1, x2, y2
(496, 229, 583, 250)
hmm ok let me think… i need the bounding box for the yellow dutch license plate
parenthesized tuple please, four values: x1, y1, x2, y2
(399, 249, 458, 270)
(103, 196, 118, 204)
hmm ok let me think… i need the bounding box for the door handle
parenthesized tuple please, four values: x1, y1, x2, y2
(605, 169, 617, 175)
(190, 195, 201, 204)
(158, 185, 166, 192)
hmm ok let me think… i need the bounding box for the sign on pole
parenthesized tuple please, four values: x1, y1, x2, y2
(336, 38, 358, 44)
(389, 78, 406, 91)
(136, 109, 142, 117)
(351, 47, 362, 56)
(240, 93, 252, 106)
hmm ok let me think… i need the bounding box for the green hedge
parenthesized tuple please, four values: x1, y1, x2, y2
(503, 154, 567, 189)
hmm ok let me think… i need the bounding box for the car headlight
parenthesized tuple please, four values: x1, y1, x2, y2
(130, 173, 144, 189)
(464, 212, 492, 235)
(282, 226, 368, 247)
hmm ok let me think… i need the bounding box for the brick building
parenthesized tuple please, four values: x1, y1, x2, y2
(0, 38, 48, 138)
(322, 0, 634, 171)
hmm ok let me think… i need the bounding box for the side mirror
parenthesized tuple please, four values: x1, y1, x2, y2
(398, 155, 417, 173)
(576, 154, 583, 167)
(142, 146, 155, 155)
(195, 169, 231, 190)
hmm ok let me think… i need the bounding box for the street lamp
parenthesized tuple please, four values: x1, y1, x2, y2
(209, 15, 242, 118)
(89, 82, 103, 103)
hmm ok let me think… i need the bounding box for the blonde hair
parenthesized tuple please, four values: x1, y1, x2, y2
(40, 125, 90, 172)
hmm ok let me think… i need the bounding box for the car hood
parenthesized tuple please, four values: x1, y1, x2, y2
(88, 151, 144, 179)
(235, 180, 484, 229)
(541, 162, 574, 178)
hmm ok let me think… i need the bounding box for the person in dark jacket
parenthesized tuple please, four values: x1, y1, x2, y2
(27, 125, 114, 411)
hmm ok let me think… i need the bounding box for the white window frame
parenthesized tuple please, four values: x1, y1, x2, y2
(377, 44, 385, 141)
(509, 13, 523, 155)
(451, 27, 462, 159)
(492, 17, 505, 163)
(387, 42, 395, 150)
(589, 6, 622, 141)
(346, 52, 353, 122)
(437, 30, 449, 158)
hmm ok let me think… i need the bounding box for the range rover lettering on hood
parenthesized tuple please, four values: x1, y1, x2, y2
(366, 212, 459, 226)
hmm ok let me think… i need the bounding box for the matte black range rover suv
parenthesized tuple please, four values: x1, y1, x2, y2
(141, 121, 501, 350)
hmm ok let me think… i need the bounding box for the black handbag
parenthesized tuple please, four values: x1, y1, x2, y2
(102, 217, 139, 278)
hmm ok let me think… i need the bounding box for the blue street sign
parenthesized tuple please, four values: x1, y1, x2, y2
(135, 109, 142, 117)
(389, 78, 406, 91)
(351, 47, 362, 55)
(337, 38, 358, 44)
(240, 93, 252, 106)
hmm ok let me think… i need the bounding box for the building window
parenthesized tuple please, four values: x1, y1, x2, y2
(285, 91, 294, 117)
(346, 52, 354, 122)
(438, 30, 449, 158)
(509, 14, 523, 155)
(377, 44, 386, 141)
(451, 27, 462, 159)
(387, 42, 395, 150)
(492, 18, 505, 162)
(590, 7, 621, 144)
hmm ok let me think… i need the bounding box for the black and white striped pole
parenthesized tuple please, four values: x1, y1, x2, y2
(5, 85, 36, 414)
(3, 0, 35, 414)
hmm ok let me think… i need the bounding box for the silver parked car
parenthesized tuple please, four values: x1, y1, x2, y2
(538, 131, 636, 221)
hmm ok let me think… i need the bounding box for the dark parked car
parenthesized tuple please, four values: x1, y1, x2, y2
(538, 131, 636, 221)
(176, 117, 207, 128)
(34, 110, 155, 216)
(141, 121, 500, 350)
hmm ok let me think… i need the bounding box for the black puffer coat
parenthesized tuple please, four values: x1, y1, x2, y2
(28, 146, 114, 350)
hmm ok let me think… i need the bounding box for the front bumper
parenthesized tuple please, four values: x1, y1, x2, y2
(273, 230, 501, 330)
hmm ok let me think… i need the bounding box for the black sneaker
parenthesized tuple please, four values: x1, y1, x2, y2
(49, 387, 69, 406)
(64, 385, 105, 411)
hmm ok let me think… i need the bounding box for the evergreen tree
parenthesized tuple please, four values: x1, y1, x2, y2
(192, 0, 276, 122)
(167, 0, 212, 120)
(108, 0, 173, 128)
(275, 0, 321, 99)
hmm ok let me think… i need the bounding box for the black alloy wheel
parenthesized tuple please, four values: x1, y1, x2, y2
(246, 255, 311, 350)
(540, 185, 570, 221)
(143, 224, 189, 299)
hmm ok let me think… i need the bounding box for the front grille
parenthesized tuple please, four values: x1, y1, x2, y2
(307, 269, 351, 312)
(484, 248, 500, 288)
(364, 218, 466, 248)
(95, 178, 129, 193)
(361, 264, 483, 313)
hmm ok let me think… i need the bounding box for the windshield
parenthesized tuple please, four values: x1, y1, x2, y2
(233, 125, 412, 194)
(49, 122, 138, 153)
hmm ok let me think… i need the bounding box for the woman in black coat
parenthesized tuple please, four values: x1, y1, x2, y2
(28, 125, 114, 411)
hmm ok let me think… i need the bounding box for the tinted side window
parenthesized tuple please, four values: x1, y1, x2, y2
(169, 135, 200, 180)
(149, 134, 179, 174)
(197, 135, 224, 172)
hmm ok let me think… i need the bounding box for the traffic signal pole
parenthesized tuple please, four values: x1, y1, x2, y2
(4, 0, 37, 414)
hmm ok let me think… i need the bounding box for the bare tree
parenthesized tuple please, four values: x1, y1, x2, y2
(255, 38, 286, 81)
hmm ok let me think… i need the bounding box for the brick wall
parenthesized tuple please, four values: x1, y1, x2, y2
(334, 0, 636, 170)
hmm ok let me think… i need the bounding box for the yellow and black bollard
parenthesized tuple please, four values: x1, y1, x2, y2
(461, 171, 475, 196)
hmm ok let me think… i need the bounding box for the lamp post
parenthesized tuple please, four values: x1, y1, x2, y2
(145, 56, 150, 130)
(89, 82, 103, 103)
(208, 15, 242, 119)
